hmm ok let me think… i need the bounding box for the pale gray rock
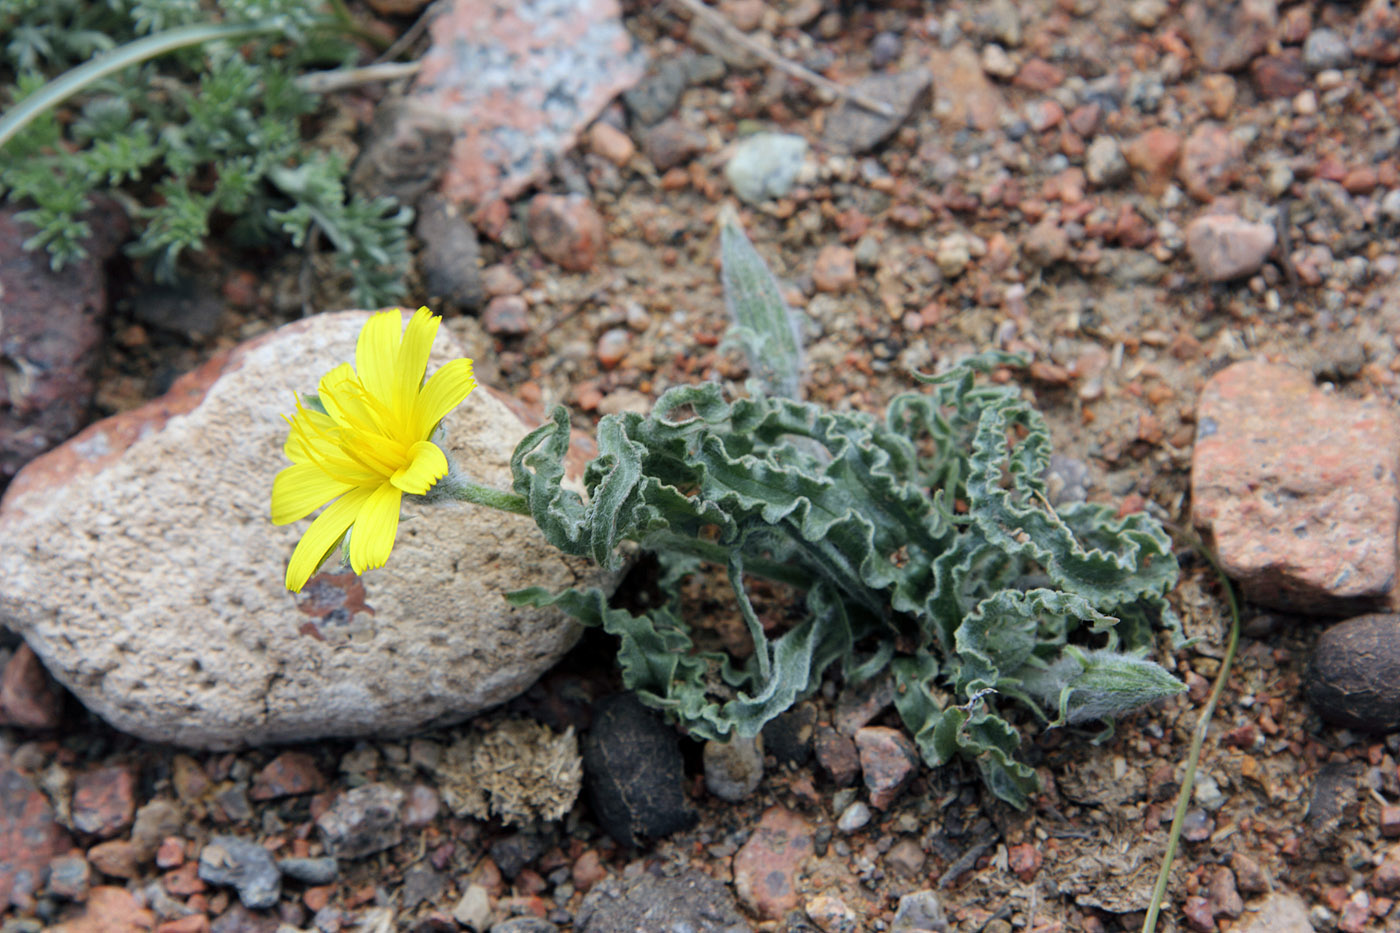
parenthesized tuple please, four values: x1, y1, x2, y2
(724, 133, 810, 204)
(1233, 892, 1314, 933)
(0, 311, 617, 749)
(702, 734, 764, 801)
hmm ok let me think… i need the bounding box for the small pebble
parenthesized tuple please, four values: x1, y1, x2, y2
(725, 132, 809, 204)
(278, 856, 338, 885)
(891, 890, 946, 932)
(702, 735, 764, 802)
(806, 893, 859, 933)
(595, 328, 631, 369)
(836, 800, 871, 833)
(198, 834, 281, 910)
(812, 244, 857, 292)
(315, 783, 404, 860)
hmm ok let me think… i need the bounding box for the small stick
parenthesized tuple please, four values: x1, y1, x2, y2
(1141, 533, 1242, 933)
(295, 60, 421, 94)
(665, 0, 896, 118)
(373, 0, 439, 66)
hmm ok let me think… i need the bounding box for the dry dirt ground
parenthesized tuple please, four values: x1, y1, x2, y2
(9, 0, 1400, 931)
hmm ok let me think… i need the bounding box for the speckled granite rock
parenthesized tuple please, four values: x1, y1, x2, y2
(412, 0, 645, 211)
(0, 311, 617, 748)
(1191, 360, 1400, 614)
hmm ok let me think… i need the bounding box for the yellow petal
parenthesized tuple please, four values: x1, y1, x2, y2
(284, 487, 371, 592)
(271, 463, 356, 525)
(394, 308, 439, 423)
(355, 310, 402, 405)
(315, 363, 361, 426)
(390, 440, 448, 495)
(349, 482, 402, 574)
(412, 358, 477, 439)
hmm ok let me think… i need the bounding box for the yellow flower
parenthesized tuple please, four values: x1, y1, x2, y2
(272, 308, 477, 592)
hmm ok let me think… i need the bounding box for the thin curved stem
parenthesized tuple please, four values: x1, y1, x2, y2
(0, 22, 287, 153)
(1142, 537, 1241, 933)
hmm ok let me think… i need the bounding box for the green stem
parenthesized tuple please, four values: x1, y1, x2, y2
(0, 22, 287, 153)
(442, 478, 532, 516)
(1142, 539, 1241, 933)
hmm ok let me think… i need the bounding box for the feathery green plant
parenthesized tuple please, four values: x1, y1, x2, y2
(0, 0, 410, 306)
(505, 218, 1186, 808)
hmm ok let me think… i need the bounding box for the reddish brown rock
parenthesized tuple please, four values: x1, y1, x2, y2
(1251, 51, 1307, 99)
(0, 204, 127, 489)
(0, 758, 70, 907)
(588, 122, 635, 166)
(732, 805, 814, 920)
(813, 726, 860, 785)
(1007, 843, 1043, 882)
(1184, 0, 1277, 72)
(853, 726, 920, 809)
(812, 245, 857, 293)
(527, 194, 607, 272)
(88, 839, 142, 880)
(928, 44, 1007, 132)
(482, 295, 532, 336)
(1200, 74, 1237, 119)
(1123, 129, 1182, 195)
(642, 119, 707, 171)
(1178, 123, 1243, 201)
(250, 752, 325, 801)
(1184, 214, 1276, 282)
(1375, 845, 1400, 894)
(0, 643, 63, 728)
(47, 884, 155, 932)
(1183, 895, 1216, 932)
(73, 765, 138, 838)
(1207, 865, 1244, 919)
(1014, 59, 1064, 91)
(1231, 852, 1271, 894)
(1192, 361, 1400, 613)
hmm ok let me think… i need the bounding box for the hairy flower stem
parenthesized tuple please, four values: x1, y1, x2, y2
(438, 478, 532, 517)
(1142, 538, 1241, 933)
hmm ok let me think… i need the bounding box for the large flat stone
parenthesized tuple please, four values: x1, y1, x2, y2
(0, 312, 616, 748)
(1192, 360, 1400, 614)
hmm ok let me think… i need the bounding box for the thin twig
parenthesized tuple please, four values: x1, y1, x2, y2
(665, 0, 896, 118)
(372, 0, 440, 66)
(1142, 535, 1242, 933)
(295, 61, 422, 94)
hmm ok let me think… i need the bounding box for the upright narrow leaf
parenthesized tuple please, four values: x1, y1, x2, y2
(720, 208, 805, 400)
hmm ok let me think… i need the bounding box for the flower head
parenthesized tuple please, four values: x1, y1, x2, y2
(272, 307, 477, 592)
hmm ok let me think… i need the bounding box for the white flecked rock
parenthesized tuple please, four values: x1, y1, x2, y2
(0, 311, 617, 749)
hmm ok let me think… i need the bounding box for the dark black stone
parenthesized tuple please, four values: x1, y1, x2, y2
(582, 694, 695, 846)
(1306, 614, 1400, 732)
(488, 831, 548, 881)
(575, 869, 751, 933)
(763, 703, 817, 767)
